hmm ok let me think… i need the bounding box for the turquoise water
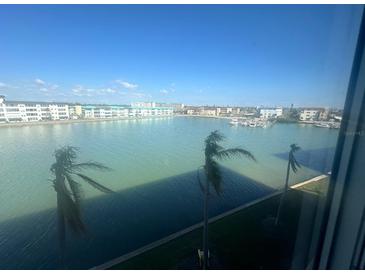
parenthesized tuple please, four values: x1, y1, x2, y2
(0, 117, 338, 269)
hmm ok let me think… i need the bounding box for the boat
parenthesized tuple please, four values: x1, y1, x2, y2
(248, 121, 257, 127)
(315, 123, 331, 128)
(229, 118, 239, 126)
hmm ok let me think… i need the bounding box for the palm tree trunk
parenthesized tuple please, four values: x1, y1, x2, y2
(203, 177, 210, 269)
(57, 193, 66, 266)
(275, 159, 291, 226)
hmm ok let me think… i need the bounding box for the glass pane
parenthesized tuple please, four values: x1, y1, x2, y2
(0, 4, 363, 270)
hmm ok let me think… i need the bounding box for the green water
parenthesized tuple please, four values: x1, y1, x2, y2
(0, 117, 337, 223)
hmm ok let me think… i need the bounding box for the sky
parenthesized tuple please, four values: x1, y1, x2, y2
(0, 5, 363, 108)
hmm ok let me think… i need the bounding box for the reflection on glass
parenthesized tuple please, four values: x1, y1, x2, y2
(0, 4, 363, 270)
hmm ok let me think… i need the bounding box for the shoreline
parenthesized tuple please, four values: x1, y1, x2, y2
(0, 115, 174, 128)
(0, 114, 258, 129)
(0, 114, 337, 129)
(175, 114, 238, 119)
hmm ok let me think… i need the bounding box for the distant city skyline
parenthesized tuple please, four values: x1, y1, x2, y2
(0, 5, 363, 108)
(0, 94, 343, 110)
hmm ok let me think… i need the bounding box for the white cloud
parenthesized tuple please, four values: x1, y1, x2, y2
(102, 88, 117, 94)
(72, 85, 96, 97)
(0, 82, 6, 87)
(116, 80, 138, 90)
(131, 92, 151, 98)
(160, 83, 176, 95)
(34, 78, 46, 86)
(34, 79, 59, 96)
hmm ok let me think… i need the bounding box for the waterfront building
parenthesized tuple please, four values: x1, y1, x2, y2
(131, 102, 156, 108)
(232, 107, 241, 115)
(0, 96, 69, 122)
(318, 108, 330, 121)
(218, 107, 233, 116)
(0, 96, 173, 124)
(260, 107, 283, 119)
(186, 108, 197, 115)
(82, 105, 161, 119)
(129, 106, 173, 117)
(129, 102, 174, 116)
(111, 106, 129, 118)
(82, 105, 95, 119)
(199, 108, 217, 116)
(299, 109, 319, 121)
(155, 102, 185, 111)
(69, 105, 83, 119)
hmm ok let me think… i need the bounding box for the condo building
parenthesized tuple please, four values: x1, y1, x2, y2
(0, 96, 173, 124)
(128, 106, 173, 117)
(0, 96, 69, 123)
(259, 107, 283, 119)
(299, 109, 319, 121)
(82, 105, 129, 119)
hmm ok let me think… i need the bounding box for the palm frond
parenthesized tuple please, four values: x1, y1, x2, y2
(53, 146, 80, 172)
(71, 161, 112, 172)
(76, 173, 115, 194)
(290, 144, 301, 153)
(215, 148, 256, 162)
(65, 174, 83, 207)
(205, 142, 225, 157)
(202, 130, 256, 195)
(50, 163, 57, 173)
(55, 146, 79, 160)
(205, 130, 225, 145)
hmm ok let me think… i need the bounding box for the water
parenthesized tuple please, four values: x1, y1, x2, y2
(0, 117, 338, 269)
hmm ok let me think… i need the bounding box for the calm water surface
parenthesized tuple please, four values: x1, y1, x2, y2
(0, 117, 338, 269)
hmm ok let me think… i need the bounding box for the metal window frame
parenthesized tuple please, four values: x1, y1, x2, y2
(315, 5, 365, 270)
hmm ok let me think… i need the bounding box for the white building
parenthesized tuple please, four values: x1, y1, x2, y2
(216, 107, 239, 116)
(0, 96, 69, 123)
(69, 105, 83, 119)
(260, 107, 283, 119)
(111, 106, 129, 118)
(129, 107, 173, 117)
(318, 108, 330, 121)
(155, 102, 185, 112)
(49, 104, 69, 120)
(131, 102, 156, 108)
(300, 109, 319, 121)
(81, 105, 172, 119)
(0, 96, 173, 123)
(199, 109, 217, 116)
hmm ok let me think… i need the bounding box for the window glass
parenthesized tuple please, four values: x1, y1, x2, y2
(0, 4, 363, 270)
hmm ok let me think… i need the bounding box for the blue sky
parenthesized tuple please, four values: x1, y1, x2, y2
(0, 5, 363, 107)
